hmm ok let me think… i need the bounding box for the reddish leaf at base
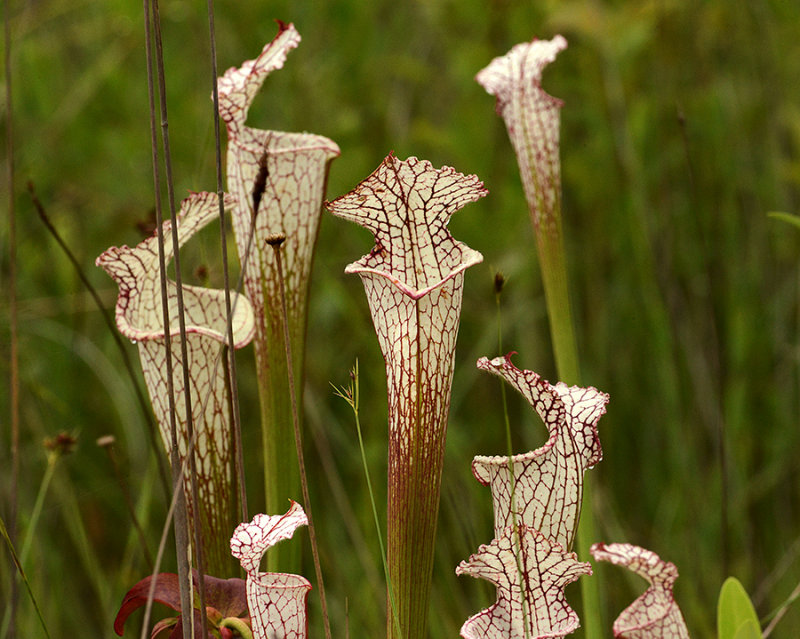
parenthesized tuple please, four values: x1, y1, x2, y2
(114, 572, 247, 638)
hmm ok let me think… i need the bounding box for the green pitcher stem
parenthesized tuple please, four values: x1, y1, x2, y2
(536, 227, 604, 639)
(257, 316, 304, 574)
(536, 229, 579, 386)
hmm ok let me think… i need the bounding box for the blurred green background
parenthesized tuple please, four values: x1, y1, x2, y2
(2, 0, 800, 636)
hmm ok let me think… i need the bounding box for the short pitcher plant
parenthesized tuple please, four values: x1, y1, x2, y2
(97, 191, 255, 575)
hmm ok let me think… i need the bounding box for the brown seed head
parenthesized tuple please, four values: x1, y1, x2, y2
(44, 432, 78, 456)
(265, 233, 286, 247)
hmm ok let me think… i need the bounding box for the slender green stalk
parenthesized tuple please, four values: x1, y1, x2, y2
(50, 462, 114, 620)
(18, 454, 58, 568)
(536, 232, 580, 386)
(258, 325, 303, 572)
(763, 576, 800, 637)
(97, 436, 155, 567)
(333, 362, 403, 639)
(0, 453, 57, 639)
(269, 236, 332, 639)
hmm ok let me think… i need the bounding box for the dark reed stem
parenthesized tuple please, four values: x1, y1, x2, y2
(204, 0, 248, 522)
(140, 1, 194, 635)
(148, 0, 209, 634)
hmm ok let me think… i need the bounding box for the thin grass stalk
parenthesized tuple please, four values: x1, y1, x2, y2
(763, 577, 800, 637)
(27, 184, 170, 498)
(204, 0, 247, 522)
(140, 1, 193, 635)
(17, 453, 58, 568)
(140, 453, 185, 639)
(333, 362, 403, 639)
(3, 0, 19, 633)
(51, 464, 115, 619)
(98, 437, 155, 567)
(269, 236, 332, 639)
(0, 452, 56, 638)
(494, 277, 531, 639)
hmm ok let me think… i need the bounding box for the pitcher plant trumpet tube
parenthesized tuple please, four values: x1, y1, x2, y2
(327, 154, 486, 639)
(217, 22, 340, 572)
(475, 354, 607, 551)
(97, 191, 255, 575)
(591, 543, 691, 639)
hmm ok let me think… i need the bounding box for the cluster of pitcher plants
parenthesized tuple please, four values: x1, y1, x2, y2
(43, 17, 764, 639)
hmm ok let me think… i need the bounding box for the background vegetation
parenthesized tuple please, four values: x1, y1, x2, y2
(2, 0, 800, 636)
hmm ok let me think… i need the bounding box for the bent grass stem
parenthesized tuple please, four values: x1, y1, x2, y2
(332, 361, 404, 639)
(0, 516, 51, 639)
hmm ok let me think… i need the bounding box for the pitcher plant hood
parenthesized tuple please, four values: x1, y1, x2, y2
(475, 354, 607, 551)
(231, 502, 312, 639)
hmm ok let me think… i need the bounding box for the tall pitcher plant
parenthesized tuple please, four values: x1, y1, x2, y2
(327, 155, 486, 639)
(217, 22, 340, 572)
(476, 35, 605, 636)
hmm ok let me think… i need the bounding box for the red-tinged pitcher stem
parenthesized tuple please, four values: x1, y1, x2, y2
(386, 297, 453, 639)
